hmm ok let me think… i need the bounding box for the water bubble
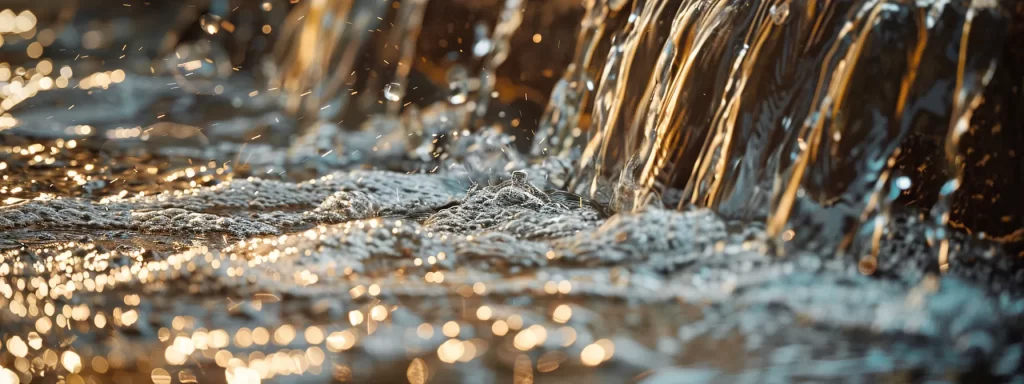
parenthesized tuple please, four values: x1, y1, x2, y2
(200, 14, 222, 35)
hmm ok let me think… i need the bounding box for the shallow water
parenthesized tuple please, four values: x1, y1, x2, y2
(1, 1, 1024, 383)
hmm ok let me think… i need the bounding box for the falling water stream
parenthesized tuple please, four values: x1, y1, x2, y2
(1, 0, 1023, 383)
(534, 0, 1019, 259)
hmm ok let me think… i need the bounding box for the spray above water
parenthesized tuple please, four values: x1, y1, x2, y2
(2, 0, 1023, 382)
(527, 0, 1021, 260)
(260, 0, 1020, 261)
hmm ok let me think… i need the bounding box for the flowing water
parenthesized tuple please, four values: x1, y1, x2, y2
(1, 0, 1023, 383)
(535, 0, 1022, 257)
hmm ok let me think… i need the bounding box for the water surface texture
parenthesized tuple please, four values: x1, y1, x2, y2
(1, 1, 1023, 383)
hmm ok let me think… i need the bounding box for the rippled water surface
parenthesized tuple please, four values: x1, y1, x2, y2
(1, 1, 1023, 383)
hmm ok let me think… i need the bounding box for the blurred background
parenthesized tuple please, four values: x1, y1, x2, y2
(0, 0, 587, 149)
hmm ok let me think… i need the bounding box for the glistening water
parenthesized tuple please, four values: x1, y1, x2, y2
(0, 0, 1022, 383)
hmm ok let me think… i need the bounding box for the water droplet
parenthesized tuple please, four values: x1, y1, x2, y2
(473, 23, 491, 57)
(939, 179, 959, 197)
(473, 39, 492, 57)
(895, 176, 912, 190)
(447, 66, 470, 105)
(166, 40, 233, 94)
(384, 83, 402, 102)
(199, 14, 222, 35)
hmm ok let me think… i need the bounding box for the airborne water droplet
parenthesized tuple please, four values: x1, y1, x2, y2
(199, 13, 222, 35)
(473, 39, 493, 57)
(895, 176, 912, 190)
(447, 65, 470, 105)
(383, 83, 402, 102)
(473, 23, 492, 58)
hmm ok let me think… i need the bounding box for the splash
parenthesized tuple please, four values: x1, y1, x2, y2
(530, 0, 621, 156)
(2, 1, 1024, 382)
(255, 0, 1021, 261)
(535, 0, 1020, 258)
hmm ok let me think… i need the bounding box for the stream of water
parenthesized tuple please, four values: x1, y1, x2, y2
(1, 0, 1022, 383)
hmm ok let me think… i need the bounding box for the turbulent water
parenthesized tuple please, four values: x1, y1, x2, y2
(533, 0, 1023, 259)
(1, 0, 1023, 383)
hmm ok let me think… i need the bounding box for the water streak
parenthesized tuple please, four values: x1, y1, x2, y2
(929, 1, 1003, 272)
(271, 0, 388, 119)
(530, 0, 615, 156)
(386, 0, 431, 117)
(543, 0, 1016, 261)
(259, 0, 1018, 263)
(474, 0, 527, 122)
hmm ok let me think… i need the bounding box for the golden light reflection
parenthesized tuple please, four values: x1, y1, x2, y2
(442, 321, 461, 338)
(304, 326, 325, 345)
(437, 339, 464, 363)
(476, 305, 493, 321)
(580, 343, 605, 367)
(326, 330, 355, 352)
(513, 354, 534, 384)
(0, 6, 705, 379)
(407, 358, 428, 384)
(491, 320, 509, 336)
(552, 304, 572, 323)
